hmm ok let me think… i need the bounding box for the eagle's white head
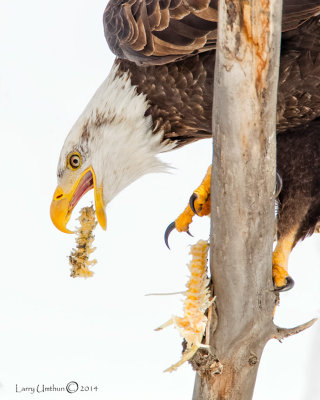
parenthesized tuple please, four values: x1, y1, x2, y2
(50, 64, 174, 233)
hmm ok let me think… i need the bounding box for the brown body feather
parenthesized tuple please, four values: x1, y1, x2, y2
(116, 52, 214, 147)
(116, 16, 320, 146)
(104, 0, 320, 246)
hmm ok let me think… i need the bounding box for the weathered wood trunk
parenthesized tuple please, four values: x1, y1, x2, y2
(193, 1, 282, 399)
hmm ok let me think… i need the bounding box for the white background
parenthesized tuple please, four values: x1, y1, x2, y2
(1, 1, 320, 399)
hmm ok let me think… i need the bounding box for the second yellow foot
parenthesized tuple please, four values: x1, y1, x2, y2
(164, 165, 212, 248)
(272, 263, 295, 292)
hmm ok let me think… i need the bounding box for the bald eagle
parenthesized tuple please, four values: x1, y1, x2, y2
(50, 0, 320, 291)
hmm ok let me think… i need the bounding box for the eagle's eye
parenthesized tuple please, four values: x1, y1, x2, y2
(68, 153, 81, 170)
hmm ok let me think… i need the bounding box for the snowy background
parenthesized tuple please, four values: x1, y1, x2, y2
(1, 1, 320, 399)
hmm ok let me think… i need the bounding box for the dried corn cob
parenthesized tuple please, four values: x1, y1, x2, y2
(69, 206, 97, 278)
(156, 239, 214, 372)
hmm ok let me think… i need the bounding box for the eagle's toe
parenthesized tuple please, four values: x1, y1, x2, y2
(273, 275, 295, 292)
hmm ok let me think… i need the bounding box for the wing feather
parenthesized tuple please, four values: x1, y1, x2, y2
(282, 1, 320, 31)
(103, 0, 218, 65)
(103, 0, 320, 66)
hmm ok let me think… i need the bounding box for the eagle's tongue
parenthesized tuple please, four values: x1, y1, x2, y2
(69, 170, 94, 210)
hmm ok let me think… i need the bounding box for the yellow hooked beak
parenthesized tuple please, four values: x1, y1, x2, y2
(50, 167, 106, 234)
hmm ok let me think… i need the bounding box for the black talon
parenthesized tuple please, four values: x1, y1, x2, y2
(189, 193, 199, 215)
(187, 230, 193, 237)
(164, 221, 176, 249)
(273, 276, 295, 292)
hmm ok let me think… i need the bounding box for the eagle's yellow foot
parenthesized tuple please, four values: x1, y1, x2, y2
(272, 231, 296, 292)
(164, 166, 211, 249)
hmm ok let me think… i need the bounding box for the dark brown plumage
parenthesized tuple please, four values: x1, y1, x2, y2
(115, 53, 214, 147)
(115, 15, 320, 146)
(102, 0, 320, 288)
(104, 0, 320, 65)
(277, 119, 320, 244)
(106, 1, 320, 146)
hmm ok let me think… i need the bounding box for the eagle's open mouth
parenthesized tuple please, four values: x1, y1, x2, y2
(50, 167, 106, 234)
(69, 170, 94, 210)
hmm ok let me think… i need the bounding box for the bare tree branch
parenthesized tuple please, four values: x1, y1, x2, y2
(274, 319, 318, 342)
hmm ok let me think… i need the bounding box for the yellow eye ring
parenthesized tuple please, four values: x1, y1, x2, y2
(67, 152, 82, 170)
